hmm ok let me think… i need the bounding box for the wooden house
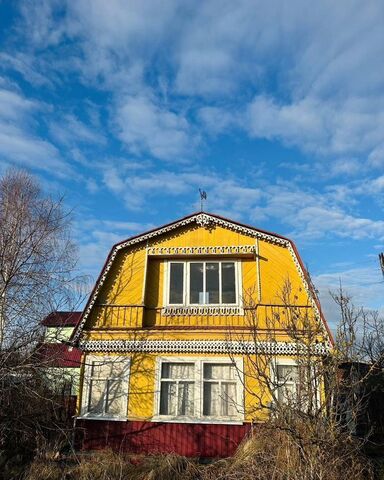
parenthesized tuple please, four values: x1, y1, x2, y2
(72, 212, 332, 457)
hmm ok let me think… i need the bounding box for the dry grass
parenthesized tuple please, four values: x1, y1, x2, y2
(23, 421, 375, 480)
(24, 450, 201, 480)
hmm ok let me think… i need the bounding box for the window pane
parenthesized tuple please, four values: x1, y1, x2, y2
(190, 263, 204, 304)
(91, 359, 126, 379)
(106, 379, 125, 416)
(278, 383, 296, 403)
(277, 365, 299, 382)
(160, 381, 177, 415)
(206, 263, 219, 304)
(221, 382, 237, 416)
(178, 382, 194, 415)
(161, 362, 194, 379)
(221, 262, 236, 304)
(203, 382, 220, 416)
(88, 379, 106, 414)
(169, 263, 184, 304)
(204, 363, 236, 380)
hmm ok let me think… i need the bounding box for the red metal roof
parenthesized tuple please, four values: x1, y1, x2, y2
(41, 311, 82, 327)
(38, 343, 82, 368)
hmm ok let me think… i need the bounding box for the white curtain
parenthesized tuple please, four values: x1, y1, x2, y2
(203, 364, 237, 416)
(277, 365, 299, 403)
(162, 362, 194, 379)
(160, 363, 195, 416)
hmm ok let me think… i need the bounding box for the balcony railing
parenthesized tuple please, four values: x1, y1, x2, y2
(92, 304, 313, 330)
(93, 305, 144, 328)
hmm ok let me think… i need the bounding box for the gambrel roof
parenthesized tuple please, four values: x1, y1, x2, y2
(71, 212, 333, 344)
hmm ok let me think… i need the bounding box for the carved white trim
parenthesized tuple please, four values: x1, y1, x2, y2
(147, 245, 256, 256)
(162, 306, 244, 316)
(195, 213, 214, 227)
(79, 339, 330, 355)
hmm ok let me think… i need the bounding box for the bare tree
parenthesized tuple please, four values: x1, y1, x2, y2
(223, 279, 379, 479)
(0, 169, 85, 469)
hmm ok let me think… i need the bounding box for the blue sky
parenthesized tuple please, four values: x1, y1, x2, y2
(1, 0, 384, 328)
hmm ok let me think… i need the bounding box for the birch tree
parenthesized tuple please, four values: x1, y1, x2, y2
(0, 169, 84, 461)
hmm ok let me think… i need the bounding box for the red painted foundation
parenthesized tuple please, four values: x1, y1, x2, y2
(75, 419, 251, 458)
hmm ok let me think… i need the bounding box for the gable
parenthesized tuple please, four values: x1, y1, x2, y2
(71, 212, 332, 344)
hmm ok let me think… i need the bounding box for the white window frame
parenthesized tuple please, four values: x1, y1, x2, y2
(270, 358, 320, 408)
(165, 260, 242, 307)
(79, 355, 130, 421)
(153, 356, 244, 424)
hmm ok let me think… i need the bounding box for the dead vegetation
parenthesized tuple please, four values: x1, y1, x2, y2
(23, 420, 374, 480)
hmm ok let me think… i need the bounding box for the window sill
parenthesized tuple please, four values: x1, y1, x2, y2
(151, 416, 244, 425)
(77, 415, 128, 422)
(162, 306, 244, 316)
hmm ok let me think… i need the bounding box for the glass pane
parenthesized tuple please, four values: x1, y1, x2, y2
(206, 263, 219, 304)
(221, 262, 236, 304)
(277, 365, 299, 382)
(88, 379, 106, 414)
(190, 263, 204, 304)
(160, 381, 177, 415)
(91, 359, 126, 379)
(178, 382, 194, 415)
(221, 382, 237, 416)
(161, 362, 194, 379)
(106, 379, 125, 416)
(203, 382, 220, 416)
(169, 263, 184, 304)
(278, 383, 296, 403)
(204, 363, 236, 380)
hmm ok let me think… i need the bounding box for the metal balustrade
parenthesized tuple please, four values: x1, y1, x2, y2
(92, 304, 313, 330)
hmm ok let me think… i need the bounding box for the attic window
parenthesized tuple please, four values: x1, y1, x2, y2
(167, 261, 238, 306)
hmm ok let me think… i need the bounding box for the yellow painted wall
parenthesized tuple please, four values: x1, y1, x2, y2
(79, 220, 328, 422)
(84, 223, 316, 333)
(80, 352, 274, 422)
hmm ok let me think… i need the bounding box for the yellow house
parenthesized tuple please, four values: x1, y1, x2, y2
(73, 212, 332, 457)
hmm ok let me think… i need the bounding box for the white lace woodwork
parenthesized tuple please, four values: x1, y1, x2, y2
(162, 306, 243, 316)
(147, 245, 256, 256)
(72, 213, 326, 343)
(79, 339, 330, 355)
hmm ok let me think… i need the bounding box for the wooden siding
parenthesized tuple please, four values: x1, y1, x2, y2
(75, 419, 251, 458)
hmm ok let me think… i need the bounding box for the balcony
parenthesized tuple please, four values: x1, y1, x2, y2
(92, 304, 314, 330)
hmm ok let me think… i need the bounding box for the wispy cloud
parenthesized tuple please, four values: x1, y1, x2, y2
(0, 86, 70, 174)
(313, 265, 384, 330)
(116, 95, 194, 160)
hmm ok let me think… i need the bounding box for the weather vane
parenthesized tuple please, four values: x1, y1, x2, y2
(199, 189, 207, 211)
(379, 253, 384, 277)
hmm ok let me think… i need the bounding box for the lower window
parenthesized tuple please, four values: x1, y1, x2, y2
(156, 357, 243, 422)
(81, 355, 130, 419)
(273, 359, 319, 409)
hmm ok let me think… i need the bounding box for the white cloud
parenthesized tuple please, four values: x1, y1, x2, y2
(197, 106, 240, 135)
(247, 95, 384, 160)
(313, 265, 384, 330)
(116, 95, 193, 160)
(49, 113, 105, 146)
(12, 0, 384, 165)
(0, 88, 38, 122)
(0, 87, 69, 175)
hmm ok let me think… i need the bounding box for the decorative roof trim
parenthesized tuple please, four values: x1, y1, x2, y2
(79, 339, 330, 356)
(147, 244, 256, 256)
